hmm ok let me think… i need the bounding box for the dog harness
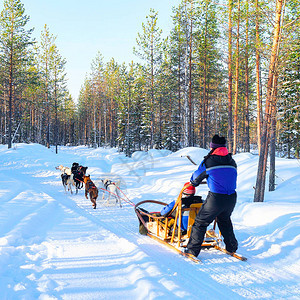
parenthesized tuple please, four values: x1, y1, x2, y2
(104, 180, 114, 190)
(87, 181, 96, 192)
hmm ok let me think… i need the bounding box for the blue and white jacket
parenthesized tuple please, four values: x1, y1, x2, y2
(190, 147, 237, 195)
(160, 195, 203, 230)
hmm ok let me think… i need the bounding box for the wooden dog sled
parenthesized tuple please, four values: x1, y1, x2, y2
(134, 184, 247, 263)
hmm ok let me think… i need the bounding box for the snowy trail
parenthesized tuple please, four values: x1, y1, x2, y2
(0, 144, 300, 299)
(1, 152, 230, 299)
(72, 196, 239, 300)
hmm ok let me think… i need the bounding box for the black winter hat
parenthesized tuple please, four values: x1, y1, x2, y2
(210, 134, 226, 149)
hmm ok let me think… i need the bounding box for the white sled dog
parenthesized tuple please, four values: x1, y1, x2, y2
(56, 165, 76, 194)
(101, 178, 122, 207)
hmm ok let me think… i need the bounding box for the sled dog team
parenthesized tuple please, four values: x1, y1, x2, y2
(56, 134, 240, 260)
(56, 162, 121, 209)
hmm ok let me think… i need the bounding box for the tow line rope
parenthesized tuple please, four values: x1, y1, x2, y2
(72, 176, 84, 189)
(100, 184, 135, 207)
(115, 185, 135, 206)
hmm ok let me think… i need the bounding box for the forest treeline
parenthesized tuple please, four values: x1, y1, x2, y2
(0, 0, 299, 200)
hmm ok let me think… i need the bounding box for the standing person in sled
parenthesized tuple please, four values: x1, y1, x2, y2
(160, 182, 203, 233)
(185, 134, 238, 257)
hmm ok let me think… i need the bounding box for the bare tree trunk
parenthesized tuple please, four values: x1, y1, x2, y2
(178, 40, 182, 146)
(150, 33, 154, 149)
(4, 92, 8, 145)
(109, 96, 114, 147)
(244, 1, 250, 152)
(8, 40, 13, 149)
(38, 110, 42, 144)
(159, 95, 162, 148)
(54, 81, 58, 154)
(184, 41, 189, 148)
(98, 113, 102, 147)
(233, 0, 240, 155)
(46, 67, 50, 149)
(93, 97, 96, 147)
(269, 1, 285, 191)
(97, 92, 102, 147)
(85, 123, 87, 145)
(202, 1, 208, 148)
(255, 0, 262, 154)
(104, 107, 107, 145)
(269, 93, 277, 192)
(188, 3, 193, 147)
(126, 80, 131, 152)
(227, 0, 233, 152)
(0, 94, 6, 144)
(254, 0, 284, 202)
(184, 2, 189, 148)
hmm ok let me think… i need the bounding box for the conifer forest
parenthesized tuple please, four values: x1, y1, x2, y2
(0, 1, 299, 199)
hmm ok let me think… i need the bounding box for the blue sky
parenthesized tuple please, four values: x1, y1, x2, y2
(16, 0, 180, 101)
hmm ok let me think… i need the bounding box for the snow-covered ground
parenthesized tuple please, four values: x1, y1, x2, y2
(0, 143, 299, 300)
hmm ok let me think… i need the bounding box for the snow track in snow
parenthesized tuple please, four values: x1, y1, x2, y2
(0, 144, 300, 299)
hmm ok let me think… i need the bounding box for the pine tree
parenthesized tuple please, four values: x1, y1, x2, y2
(77, 77, 94, 145)
(193, 0, 222, 148)
(90, 52, 105, 147)
(277, 1, 300, 158)
(255, 0, 262, 154)
(232, 0, 240, 155)
(37, 24, 56, 148)
(169, 5, 186, 147)
(170, 1, 195, 148)
(244, 0, 250, 152)
(51, 44, 67, 153)
(134, 8, 164, 149)
(17, 54, 39, 143)
(104, 58, 120, 147)
(122, 63, 135, 156)
(0, 0, 34, 148)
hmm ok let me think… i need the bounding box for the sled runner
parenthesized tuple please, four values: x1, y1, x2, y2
(134, 184, 247, 262)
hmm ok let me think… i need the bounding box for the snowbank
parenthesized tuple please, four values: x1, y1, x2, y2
(0, 144, 299, 299)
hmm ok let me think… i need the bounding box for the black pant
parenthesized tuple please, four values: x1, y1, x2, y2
(186, 191, 238, 257)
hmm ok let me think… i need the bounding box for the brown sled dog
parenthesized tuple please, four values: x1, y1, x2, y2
(83, 175, 98, 209)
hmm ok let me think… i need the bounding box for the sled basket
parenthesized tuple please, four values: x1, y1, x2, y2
(134, 183, 247, 262)
(134, 184, 222, 250)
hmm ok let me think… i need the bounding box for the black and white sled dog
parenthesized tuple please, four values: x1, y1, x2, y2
(71, 162, 88, 194)
(101, 178, 122, 207)
(56, 165, 76, 194)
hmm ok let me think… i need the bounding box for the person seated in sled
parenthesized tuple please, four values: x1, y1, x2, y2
(160, 182, 203, 234)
